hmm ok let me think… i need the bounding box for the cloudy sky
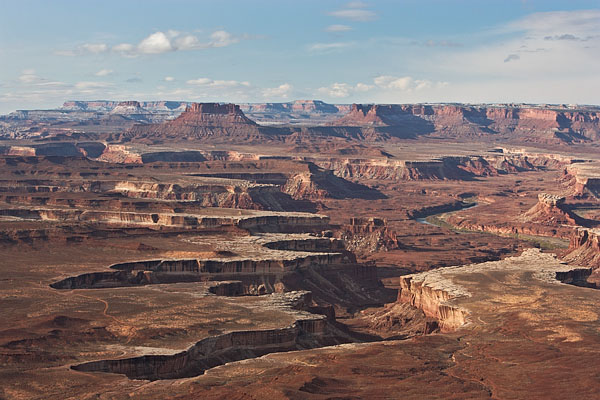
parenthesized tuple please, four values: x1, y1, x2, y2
(0, 0, 599, 113)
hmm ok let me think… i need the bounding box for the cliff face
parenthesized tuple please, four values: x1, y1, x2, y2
(521, 193, 582, 226)
(397, 274, 468, 332)
(313, 154, 544, 182)
(331, 104, 436, 138)
(333, 104, 423, 126)
(332, 104, 600, 143)
(282, 163, 385, 200)
(560, 229, 600, 287)
(562, 229, 600, 269)
(70, 291, 344, 381)
(563, 163, 600, 199)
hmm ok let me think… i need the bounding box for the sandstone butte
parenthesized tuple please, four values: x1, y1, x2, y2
(116, 102, 284, 144)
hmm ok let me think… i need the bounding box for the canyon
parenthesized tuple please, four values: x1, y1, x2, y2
(2, 100, 600, 399)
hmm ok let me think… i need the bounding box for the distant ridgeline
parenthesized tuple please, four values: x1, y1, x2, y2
(2, 100, 599, 144)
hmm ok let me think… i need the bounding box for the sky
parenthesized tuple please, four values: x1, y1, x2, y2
(0, 0, 599, 113)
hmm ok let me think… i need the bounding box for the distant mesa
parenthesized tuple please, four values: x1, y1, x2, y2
(332, 104, 402, 127)
(61, 100, 189, 113)
(166, 102, 258, 128)
(330, 104, 436, 138)
(290, 100, 340, 114)
(4, 100, 600, 145)
(329, 103, 600, 143)
(120, 102, 274, 143)
(241, 100, 343, 115)
(109, 101, 145, 115)
(184, 102, 256, 122)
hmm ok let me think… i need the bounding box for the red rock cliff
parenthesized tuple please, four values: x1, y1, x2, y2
(121, 103, 273, 143)
(332, 104, 600, 143)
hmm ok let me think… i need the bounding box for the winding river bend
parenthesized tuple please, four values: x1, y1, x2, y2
(414, 201, 569, 249)
(415, 202, 478, 227)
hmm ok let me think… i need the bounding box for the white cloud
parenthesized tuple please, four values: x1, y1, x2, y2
(325, 24, 352, 32)
(133, 30, 242, 53)
(374, 75, 412, 90)
(328, 1, 376, 21)
(262, 83, 293, 98)
(328, 2, 376, 22)
(95, 69, 113, 77)
(313, 76, 449, 103)
(308, 42, 354, 52)
(391, 9, 600, 104)
(174, 34, 202, 50)
(316, 76, 437, 100)
(186, 78, 250, 88)
(74, 81, 113, 90)
(187, 78, 213, 85)
(414, 80, 433, 90)
(81, 43, 108, 54)
(355, 82, 373, 91)
(137, 32, 174, 54)
(503, 9, 600, 37)
(317, 82, 373, 98)
(214, 80, 250, 87)
(439, 9, 600, 79)
(112, 43, 135, 55)
(33, 81, 69, 88)
(164, 76, 175, 82)
(318, 83, 352, 98)
(13, 69, 70, 90)
(544, 34, 593, 41)
(373, 75, 437, 92)
(329, 9, 376, 21)
(209, 30, 239, 48)
(18, 69, 42, 84)
(57, 29, 245, 58)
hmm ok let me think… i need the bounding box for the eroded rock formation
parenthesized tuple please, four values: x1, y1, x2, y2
(397, 249, 579, 331)
(521, 193, 582, 226)
(561, 228, 600, 289)
(397, 274, 468, 332)
(336, 217, 401, 254)
(71, 292, 346, 380)
(332, 103, 600, 143)
(121, 103, 275, 143)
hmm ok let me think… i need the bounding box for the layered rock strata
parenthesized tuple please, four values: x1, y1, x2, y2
(71, 292, 346, 380)
(520, 193, 584, 226)
(311, 153, 553, 182)
(561, 228, 600, 287)
(397, 249, 577, 331)
(333, 103, 600, 143)
(121, 103, 276, 143)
